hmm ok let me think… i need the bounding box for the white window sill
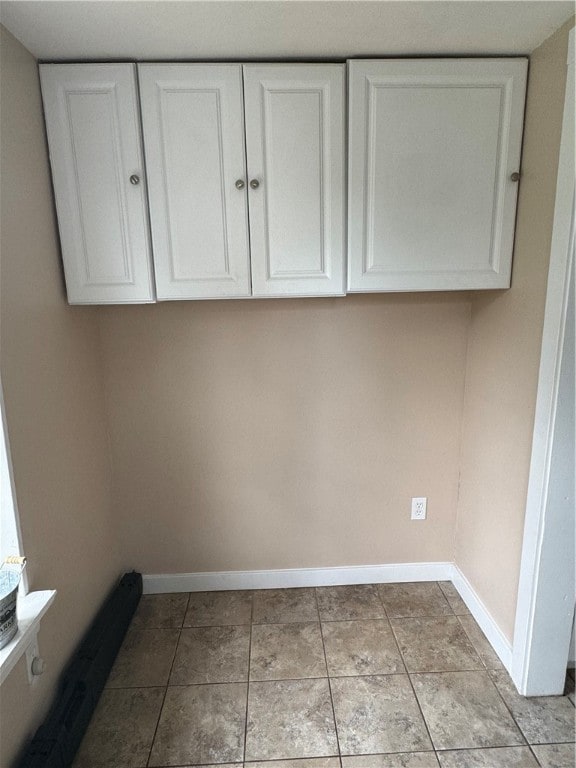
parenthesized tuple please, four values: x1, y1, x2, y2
(0, 589, 56, 685)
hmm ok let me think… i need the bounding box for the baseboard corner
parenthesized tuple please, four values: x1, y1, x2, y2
(450, 564, 513, 673)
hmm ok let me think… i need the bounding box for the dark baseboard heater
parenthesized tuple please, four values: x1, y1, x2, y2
(16, 571, 142, 768)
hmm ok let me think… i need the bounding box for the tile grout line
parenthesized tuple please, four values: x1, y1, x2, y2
(432, 745, 542, 768)
(378, 585, 441, 761)
(387, 607, 439, 760)
(108, 669, 489, 691)
(403, 671, 440, 765)
(145, 592, 191, 768)
(454, 612, 490, 671)
(530, 739, 576, 745)
(473, 665, 538, 755)
(527, 739, 556, 767)
(374, 583, 408, 677)
(315, 587, 342, 762)
(454, 612, 504, 672)
(434, 580, 454, 613)
(243, 590, 255, 762)
(374, 581, 390, 623)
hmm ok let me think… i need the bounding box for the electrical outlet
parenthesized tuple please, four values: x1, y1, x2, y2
(411, 497, 427, 520)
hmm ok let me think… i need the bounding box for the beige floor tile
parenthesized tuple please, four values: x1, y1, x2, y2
(532, 743, 576, 768)
(250, 622, 326, 680)
(170, 625, 250, 684)
(390, 616, 483, 673)
(131, 593, 189, 629)
(82, 584, 576, 768)
(437, 747, 539, 767)
(245, 678, 338, 760)
(149, 683, 247, 766)
(411, 671, 524, 750)
(184, 590, 252, 626)
(457, 614, 504, 670)
(378, 583, 452, 619)
(107, 628, 179, 687)
(341, 753, 439, 767)
(331, 674, 432, 755)
(322, 619, 404, 677)
(316, 584, 385, 621)
(437, 582, 470, 616)
(252, 588, 319, 624)
(489, 669, 576, 745)
(73, 687, 164, 768)
(248, 760, 340, 768)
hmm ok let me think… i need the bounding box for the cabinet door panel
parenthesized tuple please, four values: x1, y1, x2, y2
(138, 65, 250, 299)
(244, 65, 345, 297)
(40, 64, 154, 304)
(348, 59, 527, 292)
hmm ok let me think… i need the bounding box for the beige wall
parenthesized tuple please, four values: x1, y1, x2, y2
(99, 294, 470, 574)
(455, 17, 574, 642)
(0, 26, 122, 767)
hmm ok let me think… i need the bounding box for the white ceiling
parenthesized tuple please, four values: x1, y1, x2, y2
(0, 1, 573, 61)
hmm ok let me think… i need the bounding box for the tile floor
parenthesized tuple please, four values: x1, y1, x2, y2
(73, 582, 576, 768)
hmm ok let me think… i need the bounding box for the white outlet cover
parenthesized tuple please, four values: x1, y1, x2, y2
(411, 497, 427, 520)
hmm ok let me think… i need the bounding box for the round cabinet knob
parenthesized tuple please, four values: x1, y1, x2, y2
(31, 656, 46, 676)
(249, 179, 260, 190)
(510, 172, 521, 182)
(235, 179, 245, 190)
(129, 174, 140, 186)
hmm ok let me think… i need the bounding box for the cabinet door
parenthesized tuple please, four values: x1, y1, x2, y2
(348, 59, 527, 292)
(138, 65, 251, 300)
(40, 64, 155, 304)
(243, 65, 346, 297)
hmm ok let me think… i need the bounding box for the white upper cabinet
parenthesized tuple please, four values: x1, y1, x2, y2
(41, 58, 528, 303)
(243, 65, 346, 297)
(139, 63, 345, 300)
(138, 65, 251, 300)
(347, 59, 528, 292)
(40, 64, 155, 304)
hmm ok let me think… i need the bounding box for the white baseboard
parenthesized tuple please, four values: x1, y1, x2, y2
(450, 564, 513, 673)
(143, 561, 453, 595)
